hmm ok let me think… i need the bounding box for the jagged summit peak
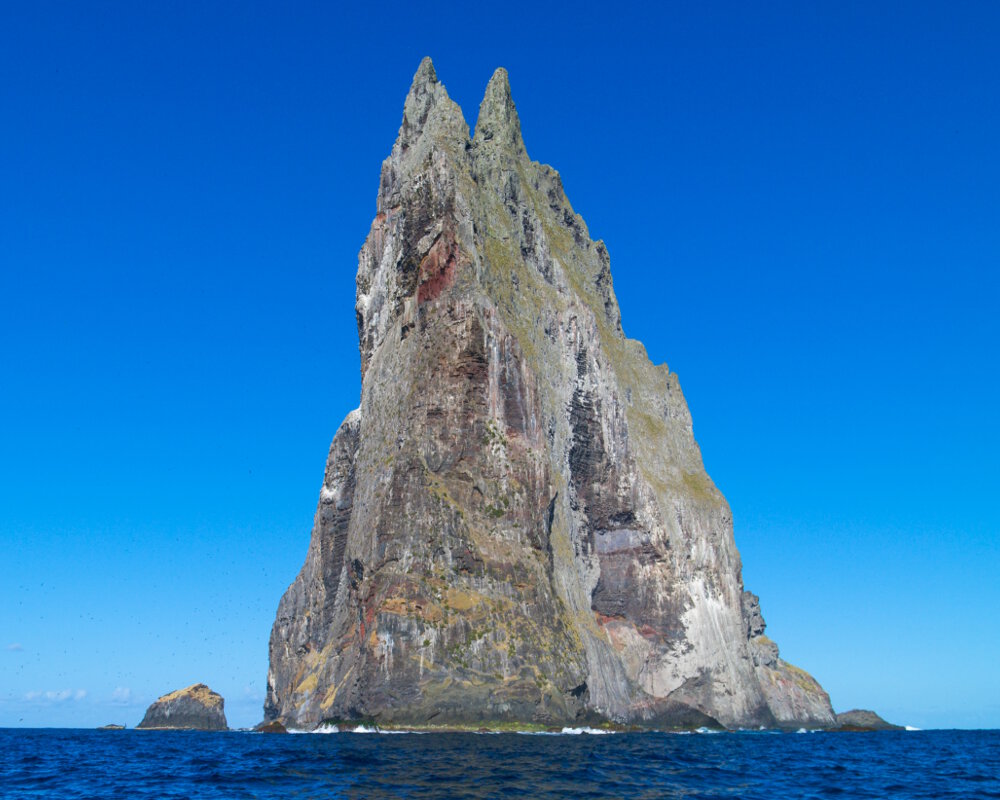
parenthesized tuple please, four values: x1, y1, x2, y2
(393, 57, 470, 156)
(473, 66, 526, 157)
(484, 66, 511, 100)
(401, 57, 441, 115)
(413, 55, 437, 86)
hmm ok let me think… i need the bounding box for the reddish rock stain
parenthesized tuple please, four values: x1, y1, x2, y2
(417, 234, 459, 304)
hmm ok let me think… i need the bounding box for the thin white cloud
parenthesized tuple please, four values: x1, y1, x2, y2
(6, 643, 23, 652)
(242, 684, 264, 701)
(24, 688, 88, 703)
(111, 687, 133, 705)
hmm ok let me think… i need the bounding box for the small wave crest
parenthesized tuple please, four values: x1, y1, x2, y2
(306, 724, 415, 734)
(302, 724, 337, 734)
(354, 726, 411, 734)
(515, 727, 614, 736)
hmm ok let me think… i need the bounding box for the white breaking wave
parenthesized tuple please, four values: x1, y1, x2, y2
(905, 726, 921, 731)
(305, 724, 338, 734)
(515, 727, 614, 736)
(353, 726, 411, 734)
(303, 723, 617, 735)
(306, 724, 419, 734)
(558, 727, 613, 735)
(673, 728, 723, 735)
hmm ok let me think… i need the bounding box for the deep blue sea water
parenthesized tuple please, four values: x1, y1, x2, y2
(2, 728, 999, 799)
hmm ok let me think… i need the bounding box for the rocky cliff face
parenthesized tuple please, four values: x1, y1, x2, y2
(137, 683, 228, 730)
(743, 592, 835, 728)
(265, 58, 834, 730)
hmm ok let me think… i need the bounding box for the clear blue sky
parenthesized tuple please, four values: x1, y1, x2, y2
(2, 1, 997, 730)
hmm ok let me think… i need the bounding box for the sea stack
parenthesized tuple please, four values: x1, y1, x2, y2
(137, 683, 228, 730)
(265, 58, 834, 731)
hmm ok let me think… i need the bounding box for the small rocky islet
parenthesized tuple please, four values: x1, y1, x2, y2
(833, 709, 904, 732)
(136, 683, 228, 731)
(253, 720, 289, 734)
(258, 58, 902, 733)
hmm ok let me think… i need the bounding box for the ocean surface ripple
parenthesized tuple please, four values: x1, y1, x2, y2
(3, 728, 999, 799)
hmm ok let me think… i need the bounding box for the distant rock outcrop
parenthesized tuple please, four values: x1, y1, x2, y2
(96, 723, 125, 730)
(833, 709, 903, 731)
(254, 720, 288, 734)
(265, 58, 836, 731)
(743, 592, 835, 728)
(137, 683, 227, 730)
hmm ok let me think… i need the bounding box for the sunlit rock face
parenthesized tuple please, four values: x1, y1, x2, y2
(743, 591, 835, 728)
(137, 684, 228, 730)
(265, 59, 833, 731)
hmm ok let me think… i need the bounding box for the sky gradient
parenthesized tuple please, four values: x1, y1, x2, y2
(2, 1, 998, 729)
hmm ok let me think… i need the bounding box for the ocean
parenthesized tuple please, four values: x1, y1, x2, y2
(3, 728, 998, 798)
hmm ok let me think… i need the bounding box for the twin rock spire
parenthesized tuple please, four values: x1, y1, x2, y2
(398, 56, 527, 158)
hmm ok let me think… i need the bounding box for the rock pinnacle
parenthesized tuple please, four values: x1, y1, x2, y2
(265, 60, 836, 733)
(393, 56, 468, 160)
(473, 67, 526, 157)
